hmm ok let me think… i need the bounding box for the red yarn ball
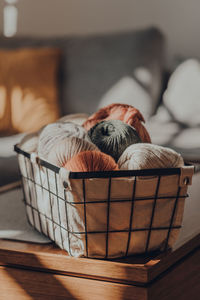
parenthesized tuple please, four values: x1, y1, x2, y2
(83, 103, 151, 143)
(64, 150, 119, 172)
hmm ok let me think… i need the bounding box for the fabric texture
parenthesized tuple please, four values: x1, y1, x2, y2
(17, 151, 192, 258)
(0, 188, 50, 243)
(1, 172, 199, 252)
(0, 48, 61, 134)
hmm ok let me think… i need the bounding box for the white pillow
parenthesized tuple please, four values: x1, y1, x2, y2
(172, 128, 200, 149)
(146, 106, 180, 146)
(0, 133, 25, 157)
(163, 59, 200, 126)
(97, 76, 153, 121)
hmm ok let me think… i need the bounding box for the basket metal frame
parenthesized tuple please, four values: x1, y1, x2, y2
(15, 145, 188, 259)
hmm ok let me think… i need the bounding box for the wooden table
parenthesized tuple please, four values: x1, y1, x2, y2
(0, 235, 200, 300)
(0, 178, 200, 300)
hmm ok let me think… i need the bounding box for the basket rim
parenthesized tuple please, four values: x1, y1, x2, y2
(14, 144, 191, 179)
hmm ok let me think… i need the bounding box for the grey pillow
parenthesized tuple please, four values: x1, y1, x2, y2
(64, 27, 165, 114)
(0, 27, 165, 115)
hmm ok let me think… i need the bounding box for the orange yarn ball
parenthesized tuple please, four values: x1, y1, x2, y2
(83, 103, 151, 143)
(64, 150, 119, 172)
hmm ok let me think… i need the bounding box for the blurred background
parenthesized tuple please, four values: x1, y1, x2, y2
(1, 0, 200, 66)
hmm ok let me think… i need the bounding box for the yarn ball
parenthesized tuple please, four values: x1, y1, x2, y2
(64, 150, 119, 172)
(38, 122, 88, 159)
(19, 132, 39, 153)
(118, 143, 184, 170)
(47, 137, 99, 167)
(58, 113, 89, 126)
(83, 103, 151, 143)
(88, 120, 141, 161)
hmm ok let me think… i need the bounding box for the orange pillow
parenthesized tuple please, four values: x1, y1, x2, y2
(0, 48, 61, 134)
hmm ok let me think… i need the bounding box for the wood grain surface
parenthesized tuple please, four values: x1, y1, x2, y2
(0, 265, 147, 300)
(0, 233, 200, 287)
(0, 245, 199, 300)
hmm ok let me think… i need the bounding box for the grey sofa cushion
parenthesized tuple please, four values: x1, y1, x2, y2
(0, 27, 165, 115)
(63, 27, 165, 114)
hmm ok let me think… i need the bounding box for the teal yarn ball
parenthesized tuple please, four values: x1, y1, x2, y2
(88, 120, 141, 161)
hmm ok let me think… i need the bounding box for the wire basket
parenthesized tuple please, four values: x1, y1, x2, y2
(15, 145, 194, 259)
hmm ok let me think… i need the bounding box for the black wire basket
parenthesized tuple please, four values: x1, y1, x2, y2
(14, 145, 194, 259)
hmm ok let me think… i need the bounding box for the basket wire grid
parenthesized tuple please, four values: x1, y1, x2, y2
(15, 145, 190, 259)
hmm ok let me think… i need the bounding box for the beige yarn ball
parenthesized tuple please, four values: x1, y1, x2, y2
(58, 113, 89, 126)
(118, 143, 184, 170)
(38, 122, 88, 159)
(47, 137, 99, 167)
(19, 132, 39, 153)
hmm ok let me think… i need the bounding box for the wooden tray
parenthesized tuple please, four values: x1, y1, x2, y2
(0, 234, 200, 299)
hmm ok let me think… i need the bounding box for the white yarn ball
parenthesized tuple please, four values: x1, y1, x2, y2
(19, 132, 39, 153)
(118, 143, 184, 170)
(47, 137, 99, 167)
(58, 113, 89, 126)
(38, 122, 88, 159)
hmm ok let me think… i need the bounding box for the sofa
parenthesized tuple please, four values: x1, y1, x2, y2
(1, 26, 199, 188)
(0, 26, 166, 187)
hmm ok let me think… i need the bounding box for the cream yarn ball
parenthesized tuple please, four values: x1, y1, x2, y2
(47, 137, 99, 167)
(118, 143, 184, 170)
(38, 122, 88, 159)
(19, 132, 39, 153)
